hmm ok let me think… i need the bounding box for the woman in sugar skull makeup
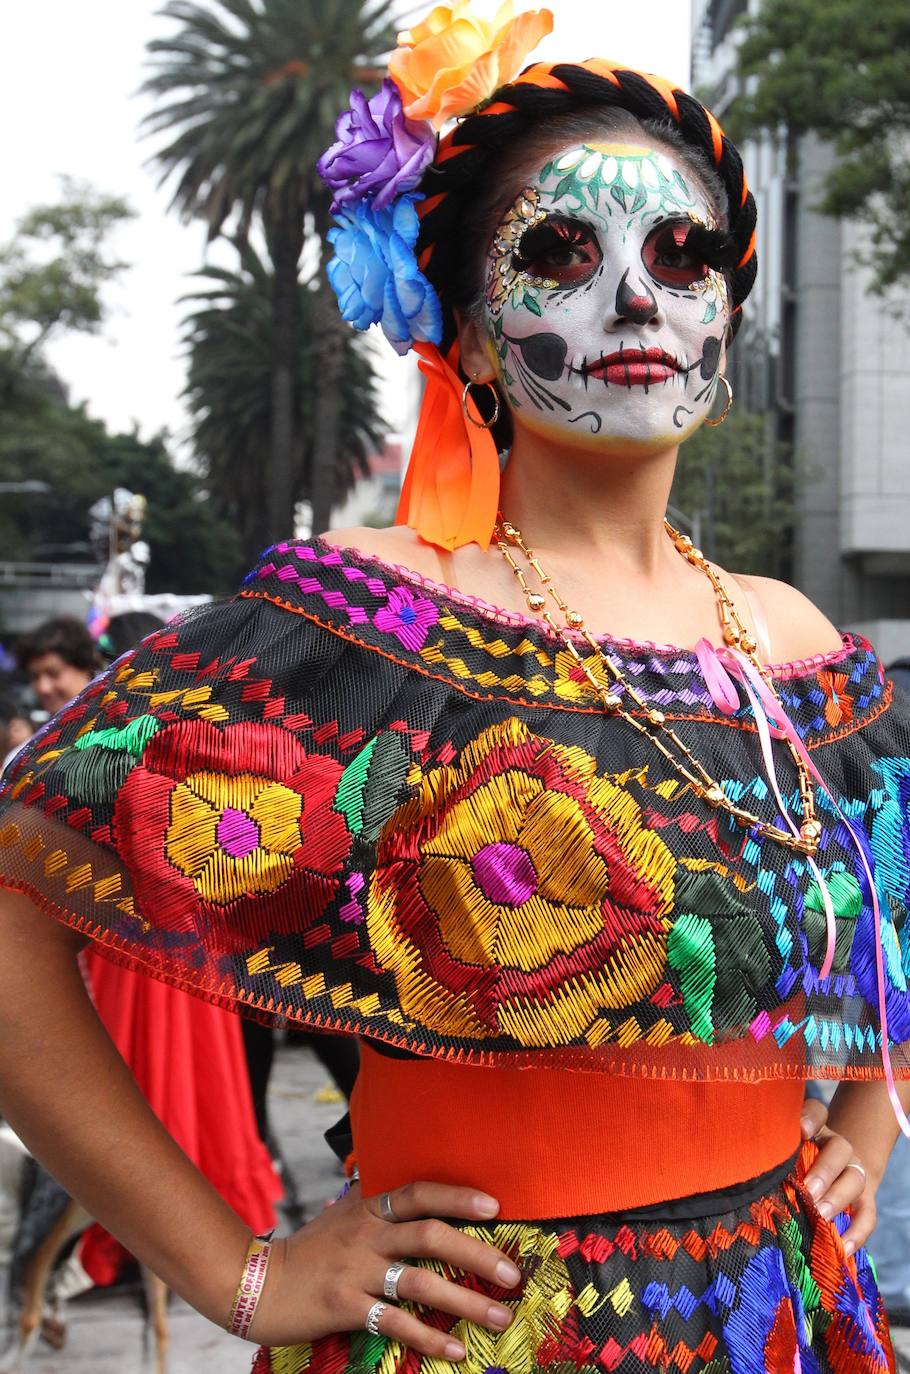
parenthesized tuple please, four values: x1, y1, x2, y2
(0, 8, 908, 1371)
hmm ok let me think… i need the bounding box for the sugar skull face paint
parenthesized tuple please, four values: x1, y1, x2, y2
(483, 142, 731, 448)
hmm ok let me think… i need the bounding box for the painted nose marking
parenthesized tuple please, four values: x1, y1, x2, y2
(615, 268, 657, 324)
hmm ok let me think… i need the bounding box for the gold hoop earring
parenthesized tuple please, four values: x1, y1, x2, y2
(462, 378, 501, 430)
(704, 374, 733, 427)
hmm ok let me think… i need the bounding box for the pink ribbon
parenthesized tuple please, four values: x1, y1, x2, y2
(695, 638, 910, 1137)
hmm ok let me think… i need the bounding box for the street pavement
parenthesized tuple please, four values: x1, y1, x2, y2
(11, 1042, 910, 1372)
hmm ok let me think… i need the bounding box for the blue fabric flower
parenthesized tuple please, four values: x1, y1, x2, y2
(326, 193, 442, 356)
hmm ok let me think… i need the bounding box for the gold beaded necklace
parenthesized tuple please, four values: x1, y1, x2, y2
(494, 514, 821, 857)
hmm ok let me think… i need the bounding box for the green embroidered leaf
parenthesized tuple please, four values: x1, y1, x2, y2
(335, 737, 377, 834)
(806, 869, 862, 919)
(72, 713, 161, 759)
(667, 912, 715, 1044)
(712, 916, 773, 1032)
(673, 868, 749, 919)
(780, 1217, 822, 1317)
(335, 732, 412, 841)
(804, 868, 861, 973)
(53, 747, 135, 807)
(522, 292, 543, 317)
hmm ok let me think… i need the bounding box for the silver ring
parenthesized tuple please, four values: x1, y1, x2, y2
(383, 1261, 407, 1301)
(378, 1191, 398, 1222)
(845, 1160, 868, 1183)
(365, 1300, 388, 1335)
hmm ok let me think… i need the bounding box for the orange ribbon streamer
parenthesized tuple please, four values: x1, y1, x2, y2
(396, 341, 501, 551)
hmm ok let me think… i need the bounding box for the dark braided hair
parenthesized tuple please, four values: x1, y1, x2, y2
(416, 60, 757, 359)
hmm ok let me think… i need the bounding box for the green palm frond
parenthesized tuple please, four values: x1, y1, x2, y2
(182, 241, 385, 562)
(144, 0, 398, 238)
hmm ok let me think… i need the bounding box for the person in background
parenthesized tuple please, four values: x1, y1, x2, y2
(15, 617, 101, 717)
(0, 697, 33, 772)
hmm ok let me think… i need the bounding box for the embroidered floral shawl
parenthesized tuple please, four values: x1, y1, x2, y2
(1, 539, 909, 1083)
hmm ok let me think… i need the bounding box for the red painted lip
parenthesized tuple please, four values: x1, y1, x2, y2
(584, 348, 680, 383)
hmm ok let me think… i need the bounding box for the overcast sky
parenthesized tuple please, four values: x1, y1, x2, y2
(1, 1, 692, 447)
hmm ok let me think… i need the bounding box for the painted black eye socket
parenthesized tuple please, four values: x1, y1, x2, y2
(513, 217, 603, 285)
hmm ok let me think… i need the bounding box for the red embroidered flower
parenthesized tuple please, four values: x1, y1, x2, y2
(113, 720, 351, 951)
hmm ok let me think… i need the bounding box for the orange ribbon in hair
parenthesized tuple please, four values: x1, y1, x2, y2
(396, 341, 501, 551)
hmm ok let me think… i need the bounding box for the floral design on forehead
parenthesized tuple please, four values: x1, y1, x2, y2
(546, 143, 697, 218)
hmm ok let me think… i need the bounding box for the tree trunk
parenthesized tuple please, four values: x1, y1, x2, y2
(309, 198, 344, 537)
(264, 187, 305, 549)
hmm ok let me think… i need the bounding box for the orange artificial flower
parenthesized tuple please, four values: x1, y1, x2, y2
(389, 1, 553, 130)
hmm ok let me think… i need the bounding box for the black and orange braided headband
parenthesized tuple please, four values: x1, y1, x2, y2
(415, 59, 758, 355)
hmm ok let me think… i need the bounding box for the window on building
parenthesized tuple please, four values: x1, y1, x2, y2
(708, 0, 749, 48)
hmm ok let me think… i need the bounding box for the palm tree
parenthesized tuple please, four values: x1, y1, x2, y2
(182, 242, 384, 570)
(143, 0, 397, 548)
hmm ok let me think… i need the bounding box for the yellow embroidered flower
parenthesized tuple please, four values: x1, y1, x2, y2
(368, 717, 676, 1047)
(166, 771, 304, 904)
(552, 647, 616, 702)
(389, 1, 554, 130)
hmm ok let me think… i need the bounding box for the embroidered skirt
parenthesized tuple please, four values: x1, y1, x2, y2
(251, 1143, 894, 1374)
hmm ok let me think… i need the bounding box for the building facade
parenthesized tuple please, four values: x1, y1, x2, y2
(692, 0, 910, 664)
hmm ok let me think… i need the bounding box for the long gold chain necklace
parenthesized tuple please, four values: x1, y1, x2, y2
(494, 514, 821, 857)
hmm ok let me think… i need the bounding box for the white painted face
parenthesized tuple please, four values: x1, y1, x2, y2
(483, 141, 731, 450)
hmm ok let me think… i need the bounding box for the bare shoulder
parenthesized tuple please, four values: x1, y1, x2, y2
(735, 573, 843, 663)
(320, 525, 448, 580)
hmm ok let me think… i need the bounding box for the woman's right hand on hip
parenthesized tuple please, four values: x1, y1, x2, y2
(250, 1181, 521, 1356)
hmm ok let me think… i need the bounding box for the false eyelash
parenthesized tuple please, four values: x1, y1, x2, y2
(681, 224, 740, 270)
(514, 219, 590, 266)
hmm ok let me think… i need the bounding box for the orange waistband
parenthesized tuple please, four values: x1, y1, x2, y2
(351, 1043, 805, 1219)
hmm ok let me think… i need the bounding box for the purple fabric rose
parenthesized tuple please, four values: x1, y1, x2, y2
(317, 79, 435, 213)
